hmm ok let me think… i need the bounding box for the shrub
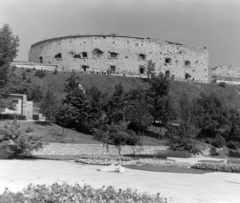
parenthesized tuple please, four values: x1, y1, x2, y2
(191, 162, 240, 173)
(26, 69, 31, 72)
(53, 68, 58, 74)
(0, 114, 26, 120)
(0, 120, 43, 158)
(227, 140, 239, 149)
(218, 82, 227, 88)
(0, 183, 169, 203)
(25, 126, 34, 133)
(211, 134, 226, 148)
(166, 123, 201, 155)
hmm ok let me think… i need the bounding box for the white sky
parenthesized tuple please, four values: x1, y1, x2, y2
(0, 0, 240, 67)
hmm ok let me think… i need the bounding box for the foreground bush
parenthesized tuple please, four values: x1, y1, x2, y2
(0, 183, 169, 203)
(191, 162, 240, 173)
(75, 157, 190, 168)
(0, 120, 43, 158)
(0, 114, 26, 120)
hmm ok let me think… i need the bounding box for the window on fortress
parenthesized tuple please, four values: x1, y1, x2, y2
(73, 54, 81, 59)
(138, 54, 146, 60)
(165, 58, 172, 64)
(54, 53, 62, 60)
(185, 73, 191, 79)
(110, 52, 118, 58)
(139, 66, 145, 74)
(165, 70, 170, 77)
(39, 56, 43, 63)
(82, 52, 88, 58)
(185, 61, 191, 66)
(110, 66, 116, 73)
(92, 48, 104, 57)
(82, 65, 89, 72)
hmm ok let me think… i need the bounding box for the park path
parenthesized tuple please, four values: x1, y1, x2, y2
(0, 160, 240, 203)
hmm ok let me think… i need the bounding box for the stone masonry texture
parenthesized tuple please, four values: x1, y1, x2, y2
(29, 34, 209, 82)
(32, 143, 168, 156)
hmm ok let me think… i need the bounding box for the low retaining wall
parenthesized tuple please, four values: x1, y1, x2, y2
(32, 143, 169, 156)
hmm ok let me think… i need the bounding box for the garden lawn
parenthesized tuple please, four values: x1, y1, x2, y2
(126, 165, 210, 174)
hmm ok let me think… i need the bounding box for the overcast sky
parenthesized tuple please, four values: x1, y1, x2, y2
(0, 0, 240, 67)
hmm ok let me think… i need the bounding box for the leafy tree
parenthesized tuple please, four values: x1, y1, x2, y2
(193, 92, 230, 138)
(147, 73, 175, 125)
(94, 123, 141, 155)
(64, 70, 81, 93)
(63, 88, 94, 133)
(107, 83, 127, 123)
(0, 120, 42, 158)
(126, 87, 152, 134)
(227, 109, 240, 149)
(55, 104, 77, 136)
(0, 24, 19, 113)
(0, 24, 19, 86)
(166, 92, 201, 154)
(166, 122, 200, 154)
(145, 60, 155, 78)
(86, 86, 108, 128)
(40, 89, 58, 121)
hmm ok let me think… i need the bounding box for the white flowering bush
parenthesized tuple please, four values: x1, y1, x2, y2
(75, 158, 190, 168)
(0, 183, 170, 203)
(191, 163, 240, 173)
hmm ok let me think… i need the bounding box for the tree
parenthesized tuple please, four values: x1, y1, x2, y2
(166, 122, 200, 154)
(165, 92, 201, 154)
(193, 92, 230, 138)
(107, 83, 127, 123)
(0, 120, 42, 158)
(126, 87, 152, 135)
(0, 24, 19, 87)
(0, 24, 19, 113)
(145, 60, 155, 78)
(40, 89, 58, 121)
(64, 70, 81, 93)
(147, 73, 175, 125)
(55, 104, 78, 136)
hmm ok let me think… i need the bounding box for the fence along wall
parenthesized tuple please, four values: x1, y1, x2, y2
(29, 35, 209, 82)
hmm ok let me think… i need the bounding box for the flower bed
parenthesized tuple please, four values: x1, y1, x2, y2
(0, 183, 169, 203)
(75, 158, 190, 168)
(191, 162, 240, 173)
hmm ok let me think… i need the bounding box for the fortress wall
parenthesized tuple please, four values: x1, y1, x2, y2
(29, 35, 209, 82)
(211, 66, 240, 81)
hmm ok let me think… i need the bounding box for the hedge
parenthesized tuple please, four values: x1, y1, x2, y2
(191, 162, 240, 173)
(0, 183, 169, 203)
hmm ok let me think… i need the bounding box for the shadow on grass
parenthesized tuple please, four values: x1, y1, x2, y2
(126, 165, 211, 174)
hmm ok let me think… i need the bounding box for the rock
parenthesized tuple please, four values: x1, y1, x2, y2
(100, 164, 126, 173)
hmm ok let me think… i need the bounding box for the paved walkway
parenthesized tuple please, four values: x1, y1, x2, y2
(0, 160, 240, 203)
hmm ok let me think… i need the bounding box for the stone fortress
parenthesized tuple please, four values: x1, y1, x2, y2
(28, 34, 210, 82)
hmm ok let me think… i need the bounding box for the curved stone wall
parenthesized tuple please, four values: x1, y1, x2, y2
(29, 35, 209, 82)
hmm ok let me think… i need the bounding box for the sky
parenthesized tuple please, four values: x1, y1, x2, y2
(0, 0, 240, 67)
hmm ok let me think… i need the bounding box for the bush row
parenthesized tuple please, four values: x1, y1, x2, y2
(0, 183, 169, 203)
(0, 114, 26, 120)
(75, 158, 190, 168)
(191, 162, 240, 173)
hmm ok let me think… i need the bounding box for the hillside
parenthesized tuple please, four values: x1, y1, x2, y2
(13, 67, 240, 109)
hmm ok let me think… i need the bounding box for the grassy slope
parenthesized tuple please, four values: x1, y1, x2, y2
(10, 68, 240, 146)
(5, 121, 164, 146)
(14, 68, 240, 109)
